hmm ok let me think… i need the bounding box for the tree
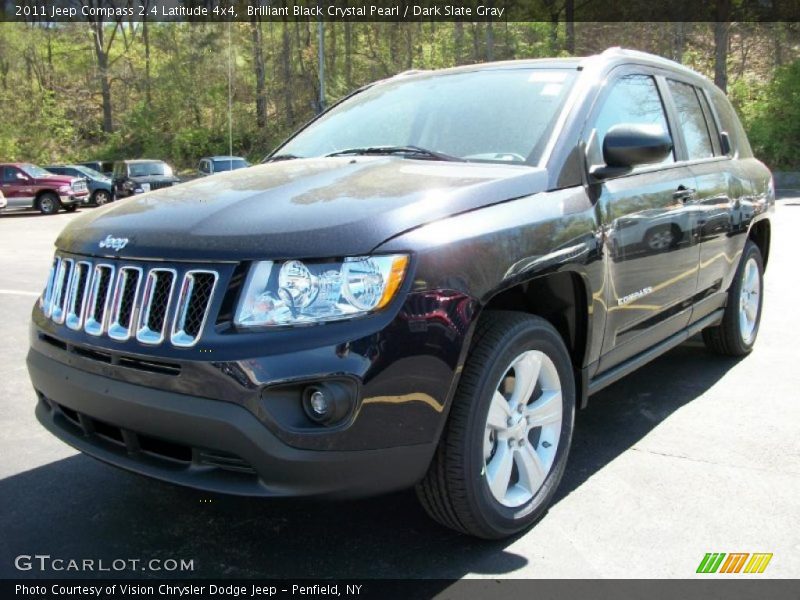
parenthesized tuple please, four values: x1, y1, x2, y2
(250, 18, 267, 129)
(83, 0, 124, 133)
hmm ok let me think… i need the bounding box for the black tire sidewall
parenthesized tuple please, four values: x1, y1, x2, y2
(462, 317, 576, 536)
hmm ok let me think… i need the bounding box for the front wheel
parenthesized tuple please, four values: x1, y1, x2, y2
(702, 240, 764, 356)
(93, 190, 112, 206)
(37, 193, 61, 215)
(416, 311, 575, 539)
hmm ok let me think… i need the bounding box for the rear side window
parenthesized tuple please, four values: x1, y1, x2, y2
(708, 86, 753, 158)
(668, 80, 715, 160)
(590, 73, 675, 166)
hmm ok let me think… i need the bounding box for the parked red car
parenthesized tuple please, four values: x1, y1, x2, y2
(0, 162, 89, 215)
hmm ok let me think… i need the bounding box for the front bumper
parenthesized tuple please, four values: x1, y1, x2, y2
(28, 283, 477, 497)
(29, 347, 436, 498)
(59, 193, 89, 205)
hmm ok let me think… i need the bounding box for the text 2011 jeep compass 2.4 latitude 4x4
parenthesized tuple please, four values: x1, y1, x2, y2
(28, 49, 773, 538)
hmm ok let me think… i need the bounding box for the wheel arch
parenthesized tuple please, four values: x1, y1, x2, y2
(748, 218, 771, 272)
(478, 268, 592, 408)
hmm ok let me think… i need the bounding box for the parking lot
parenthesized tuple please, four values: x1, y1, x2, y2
(1, 200, 798, 580)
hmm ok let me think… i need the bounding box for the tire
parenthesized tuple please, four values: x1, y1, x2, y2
(644, 225, 677, 252)
(64, 204, 78, 212)
(702, 240, 764, 356)
(37, 192, 61, 215)
(416, 311, 576, 539)
(93, 190, 112, 206)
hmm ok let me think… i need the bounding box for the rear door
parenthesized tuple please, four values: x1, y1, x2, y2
(1, 166, 35, 208)
(669, 81, 752, 308)
(585, 70, 701, 371)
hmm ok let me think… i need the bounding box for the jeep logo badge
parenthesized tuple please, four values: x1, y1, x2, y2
(98, 235, 129, 252)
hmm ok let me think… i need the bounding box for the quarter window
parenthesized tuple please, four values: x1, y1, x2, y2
(667, 80, 715, 160)
(591, 74, 674, 166)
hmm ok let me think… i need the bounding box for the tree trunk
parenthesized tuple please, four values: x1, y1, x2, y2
(91, 25, 114, 133)
(671, 22, 686, 63)
(143, 16, 151, 107)
(486, 21, 494, 61)
(549, 12, 559, 53)
(344, 22, 353, 89)
(714, 0, 731, 92)
(454, 22, 464, 65)
(565, 0, 575, 54)
(281, 18, 294, 124)
(250, 18, 267, 128)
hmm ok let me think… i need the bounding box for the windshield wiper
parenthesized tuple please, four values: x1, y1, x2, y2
(263, 153, 303, 163)
(326, 145, 465, 162)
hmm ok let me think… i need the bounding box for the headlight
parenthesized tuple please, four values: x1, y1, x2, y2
(234, 255, 409, 327)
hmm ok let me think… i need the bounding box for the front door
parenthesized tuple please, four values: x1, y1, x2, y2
(585, 72, 702, 371)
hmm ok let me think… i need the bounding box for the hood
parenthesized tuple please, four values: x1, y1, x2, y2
(57, 157, 548, 261)
(37, 174, 79, 186)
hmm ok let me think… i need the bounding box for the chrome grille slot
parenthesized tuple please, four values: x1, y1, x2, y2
(171, 271, 218, 347)
(51, 259, 74, 324)
(66, 261, 91, 330)
(84, 264, 115, 336)
(41, 257, 61, 318)
(136, 269, 176, 345)
(108, 267, 143, 341)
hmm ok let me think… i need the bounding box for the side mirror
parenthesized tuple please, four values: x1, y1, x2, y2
(16, 172, 29, 182)
(592, 124, 673, 179)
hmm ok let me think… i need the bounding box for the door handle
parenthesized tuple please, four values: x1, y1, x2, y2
(673, 186, 696, 202)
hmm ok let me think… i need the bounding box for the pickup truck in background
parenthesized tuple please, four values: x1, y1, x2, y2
(0, 163, 89, 214)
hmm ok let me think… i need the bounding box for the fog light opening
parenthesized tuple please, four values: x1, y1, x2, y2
(301, 382, 352, 426)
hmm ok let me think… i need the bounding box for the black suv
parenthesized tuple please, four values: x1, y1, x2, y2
(28, 49, 772, 539)
(112, 159, 180, 198)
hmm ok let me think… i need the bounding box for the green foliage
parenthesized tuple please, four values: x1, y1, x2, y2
(732, 60, 800, 170)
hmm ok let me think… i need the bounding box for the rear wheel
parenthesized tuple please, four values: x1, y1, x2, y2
(416, 311, 575, 539)
(37, 193, 61, 215)
(703, 240, 764, 356)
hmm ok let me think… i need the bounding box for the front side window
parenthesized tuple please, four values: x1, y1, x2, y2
(591, 74, 674, 166)
(667, 80, 714, 160)
(278, 68, 577, 164)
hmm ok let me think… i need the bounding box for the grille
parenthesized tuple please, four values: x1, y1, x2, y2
(42, 255, 218, 348)
(149, 181, 174, 191)
(72, 180, 88, 192)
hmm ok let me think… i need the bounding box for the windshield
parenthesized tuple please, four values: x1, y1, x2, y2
(129, 162, 172, 177)
(76, 166, 106, 179)
(20, 164, 53, 178)
(213, 158, 248, 172)
(277, 68, 576, 164)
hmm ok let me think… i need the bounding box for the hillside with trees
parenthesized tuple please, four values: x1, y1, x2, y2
(0, 21, 798, 170)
